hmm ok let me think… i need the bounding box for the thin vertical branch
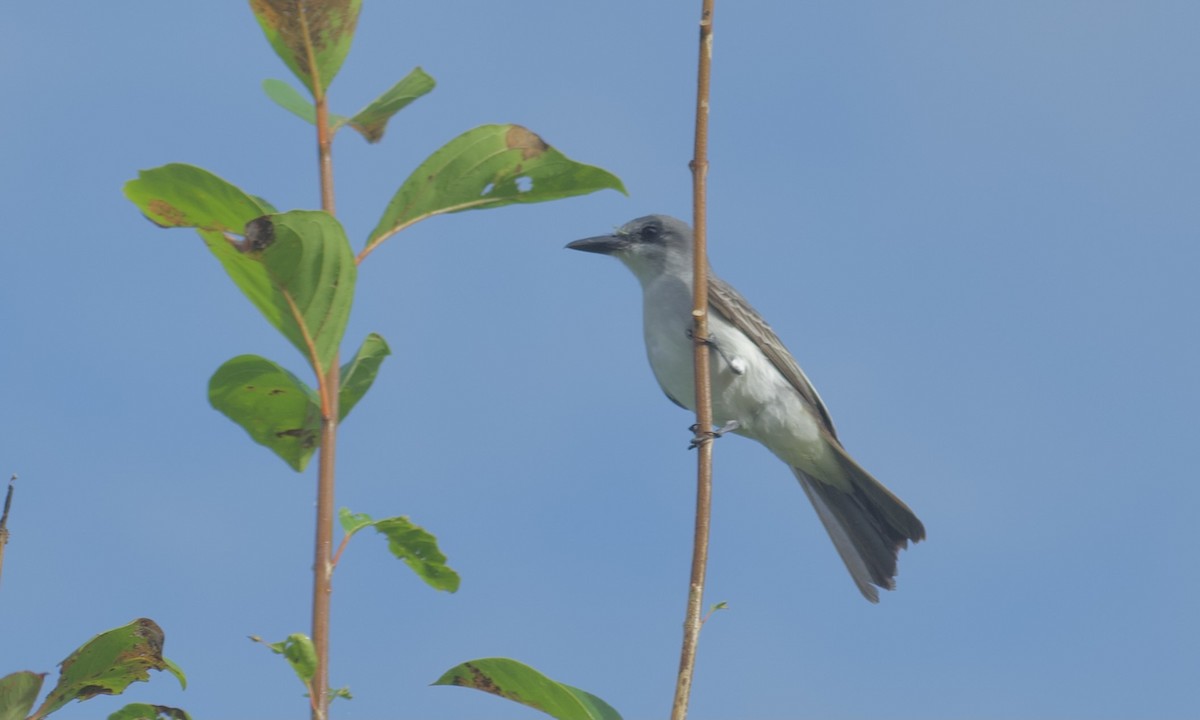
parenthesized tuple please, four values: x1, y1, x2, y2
(315, 95, 337, 215)
(310, 91, 338, 720)
(0, 475, 15, 591)
(311, 368, 337, 720)
(671, 2, 715, 720)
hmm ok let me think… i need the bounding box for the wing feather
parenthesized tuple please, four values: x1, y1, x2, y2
(707, 273, 840, 440)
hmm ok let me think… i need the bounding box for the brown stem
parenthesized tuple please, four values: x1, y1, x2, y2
(671, 3, 715, 720)
(310, 91, 339, 720)
(311, 371, 337, 720)
(315, 92, 336, 216)
(0, 475, 15, 591)
(331, 531, 352, 568)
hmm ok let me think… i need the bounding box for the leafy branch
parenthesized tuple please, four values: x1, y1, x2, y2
(1, 619, 187, 720)
(123, 2, 626, 719)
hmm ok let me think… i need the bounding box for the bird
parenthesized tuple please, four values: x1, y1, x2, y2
(566, 214, 925, 602)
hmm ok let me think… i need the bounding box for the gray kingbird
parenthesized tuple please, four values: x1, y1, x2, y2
(567, 214, 925, 602)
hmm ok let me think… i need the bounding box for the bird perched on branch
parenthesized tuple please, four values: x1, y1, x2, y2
(567, 215, 924, 602)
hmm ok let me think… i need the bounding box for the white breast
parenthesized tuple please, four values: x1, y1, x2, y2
(640, 276, 825, 466)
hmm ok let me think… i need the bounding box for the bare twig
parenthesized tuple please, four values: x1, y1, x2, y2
(671, 2, 716, 719)
(0, 474, 16, 590)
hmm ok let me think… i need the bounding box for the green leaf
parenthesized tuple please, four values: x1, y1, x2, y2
(209, 355, 321, 472)
(347, 67, 435, 143)
(127, 169, 357, 371)
(32, 619, 185, 719)
(252, 634, 317, 685)
(337, 507, 374, 535)
(262, 79, 350, 129)
(340, 509, 459, 592)
(433, 658, 621, 720)
(222, 211, 356, 373)
(196, 228, 289, 339)
(374, 516, 461, 592)
(107, 703, 192, 720)
(250, 0, 361, 95)
(339, 333, 390, 421)
(364, 124, 626, 256)
(124, 163, 272, 231)
(0, 671, 44, 720)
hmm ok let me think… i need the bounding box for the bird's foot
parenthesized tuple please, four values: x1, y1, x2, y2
(686, 329, 746, 375)
(688, 420, 741, 449)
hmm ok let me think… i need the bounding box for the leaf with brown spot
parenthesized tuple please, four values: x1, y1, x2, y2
(124, 164, 274, 232)
(209, 354, 321, 472)
(347, 67, 436, 143)
(363, 124, 625, 258)
(506, 125, 548, 159)
(433, 658, 621, 720)
(203, 211, 356, 374)
(32, 619, 186, 719)
(256, 211, 355, 372)
(107, 703, 193, 720)
(250, 0, 361, 95)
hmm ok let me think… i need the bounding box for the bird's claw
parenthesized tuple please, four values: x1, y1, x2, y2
(686, 329, 746, 375)
(688, 420, 741, 449)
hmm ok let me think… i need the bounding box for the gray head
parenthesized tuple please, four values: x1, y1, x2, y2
(566, 215, 694, 286)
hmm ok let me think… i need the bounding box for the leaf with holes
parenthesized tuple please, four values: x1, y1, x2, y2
(0, 671, 44, 720)
(209, 355, 321, 472)
(250, 0, 361, 95)
(338, 509, 459, 592)
(32, 619, 185, 719)
(339, 333, 390, 422)
(262, 79, 349, 129)
(433, 658, 621, 720)
(364, 124, 625, 257)
(347, 67, 435, 143)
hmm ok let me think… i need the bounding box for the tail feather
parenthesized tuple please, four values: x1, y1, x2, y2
(792, 446, 925, 602)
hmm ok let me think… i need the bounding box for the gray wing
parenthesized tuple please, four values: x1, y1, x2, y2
(707, 273, 840, 440)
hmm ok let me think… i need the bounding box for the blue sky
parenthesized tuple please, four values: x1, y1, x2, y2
(3, 2, 1198, 719)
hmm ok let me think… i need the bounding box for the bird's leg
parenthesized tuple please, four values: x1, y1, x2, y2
(686, 328, 747, 375)
(714, 419, 741, 436)
(688, 420, 741, 449)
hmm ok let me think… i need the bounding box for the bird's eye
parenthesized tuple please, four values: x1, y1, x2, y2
(641, 224, 661, 240)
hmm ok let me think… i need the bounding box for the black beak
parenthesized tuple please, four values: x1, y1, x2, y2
(565, 234, 628, 255)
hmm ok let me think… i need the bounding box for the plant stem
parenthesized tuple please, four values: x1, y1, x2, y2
(0, 475, 14, 591)
(316, 95, 336, 215)
(671, 3, 715, 720)
(312, 368, 338, 720)
(311, 92, 339, 720)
